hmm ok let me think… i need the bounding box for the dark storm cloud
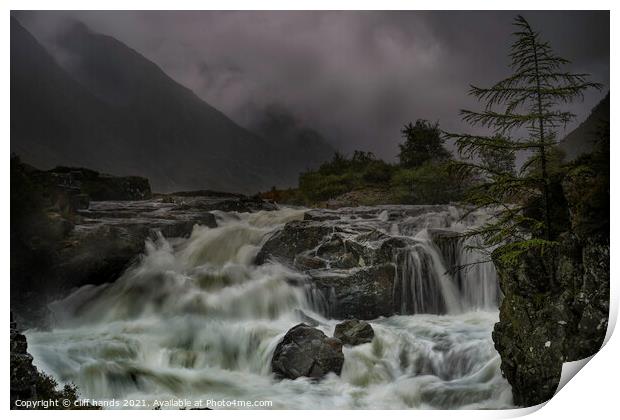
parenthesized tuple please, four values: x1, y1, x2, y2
(15, 10, 610, 160)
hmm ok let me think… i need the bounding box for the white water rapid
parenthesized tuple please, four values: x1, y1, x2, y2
(26, 205, 513, 409)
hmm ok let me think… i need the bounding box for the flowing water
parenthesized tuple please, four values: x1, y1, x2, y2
(26, 205, 513, 409)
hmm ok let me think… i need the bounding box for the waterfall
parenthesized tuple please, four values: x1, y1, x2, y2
(455, 236, 500, 309)
(24, 205, 512, 409)
(392, 242, 462, 315)
(391, 228, 499, 315)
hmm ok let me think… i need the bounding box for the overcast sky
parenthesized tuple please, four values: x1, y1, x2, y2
(16, 10, 610, 160)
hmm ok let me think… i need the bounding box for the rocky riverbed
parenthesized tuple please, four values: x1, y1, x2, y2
(13, 197, 608, 409)
(12, 189, 277, 326)
(19, 204, 514, 409)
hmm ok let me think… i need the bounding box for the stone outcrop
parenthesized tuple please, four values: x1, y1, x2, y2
(271, 323, 344, 379)
(56, 200, 218, 290)
(11, 159, 279, 325)
(492, 243, 566, 407)
(492, 164, 609, 407)
(29, 166, 152, 203)
(334, 319, 374, 346)
(255, 206, 470, 320)
(255, 210, 420, 320)
(311, 265, 396, 320)
(255, 221, 338, 266)
(256, 217, 406, 319)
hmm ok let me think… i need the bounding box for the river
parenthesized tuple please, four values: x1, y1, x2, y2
(26, 205, 513, 409)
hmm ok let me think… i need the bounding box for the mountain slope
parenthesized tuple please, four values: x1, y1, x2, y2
(559, 93, 609, 160)
(12, 18, 332, 193)
(52, 22, 284, 193)
(10, 17, 134, 175)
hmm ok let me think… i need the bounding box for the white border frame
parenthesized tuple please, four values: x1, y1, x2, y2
(2, 2, 616, 419)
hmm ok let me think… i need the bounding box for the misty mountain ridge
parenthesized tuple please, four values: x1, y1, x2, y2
(11, 18, 334, 193)
(246, 104, 335, 182)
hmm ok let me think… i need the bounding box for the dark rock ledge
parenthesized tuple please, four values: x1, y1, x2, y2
(492, 167, 609, 407)
(11, 160, 278, 326)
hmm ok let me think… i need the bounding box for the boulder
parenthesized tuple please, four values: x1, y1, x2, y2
(255, 217, 414, 320)
(271, 323, 344, 379)
(334, 319, 374, 346)
(255, 221, 337, 265)
(255, 215, 411, 269)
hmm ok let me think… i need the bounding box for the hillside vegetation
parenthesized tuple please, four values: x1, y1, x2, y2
(262, 120, 472, 207)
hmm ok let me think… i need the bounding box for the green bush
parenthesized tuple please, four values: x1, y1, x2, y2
(362, 160, 394, 183)
(298, 171, 357, 202)
(294, 150, 467, 206)
(391, 162, 466, 204)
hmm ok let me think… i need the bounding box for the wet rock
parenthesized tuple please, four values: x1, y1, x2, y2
(12, 160, 281, 325)
(311, 264, 396, 320)
(293, 309, 322, 327)
(315, 236, 359, 269)
(40, 194, 276, 306)
(492, 233, 609, 407)
(566, 236, 609, 360)
(167, 195, 277, 213)
(256, 217, 409, 269)
(271, 323, 344, 379)
(334, 319, 374, 346)
(303, 210, 340, 222)
(54, 201, 219, 291)
(11, 322, 41, 406)
(45, 193, 278, 296)
(255, 215, 415, 320)
(294, 255, 326, 270)
(492, 292, 565, 407)
(255, 221, 337, 265)
(427, 229, 461, 268)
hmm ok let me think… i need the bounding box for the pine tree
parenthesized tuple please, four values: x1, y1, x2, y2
(446, 15, 601, 264)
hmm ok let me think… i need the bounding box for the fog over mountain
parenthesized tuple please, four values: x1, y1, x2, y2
(15, 10, 609, 161)
(11, 17, 333, 193)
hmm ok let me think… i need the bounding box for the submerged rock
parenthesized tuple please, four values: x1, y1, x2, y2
(271, 323, 344, 379)
(334, 319, 374, 346)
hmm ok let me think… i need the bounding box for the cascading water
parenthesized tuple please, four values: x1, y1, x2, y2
(25, 205, 513, 409)
(391, 224, 499, 315)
